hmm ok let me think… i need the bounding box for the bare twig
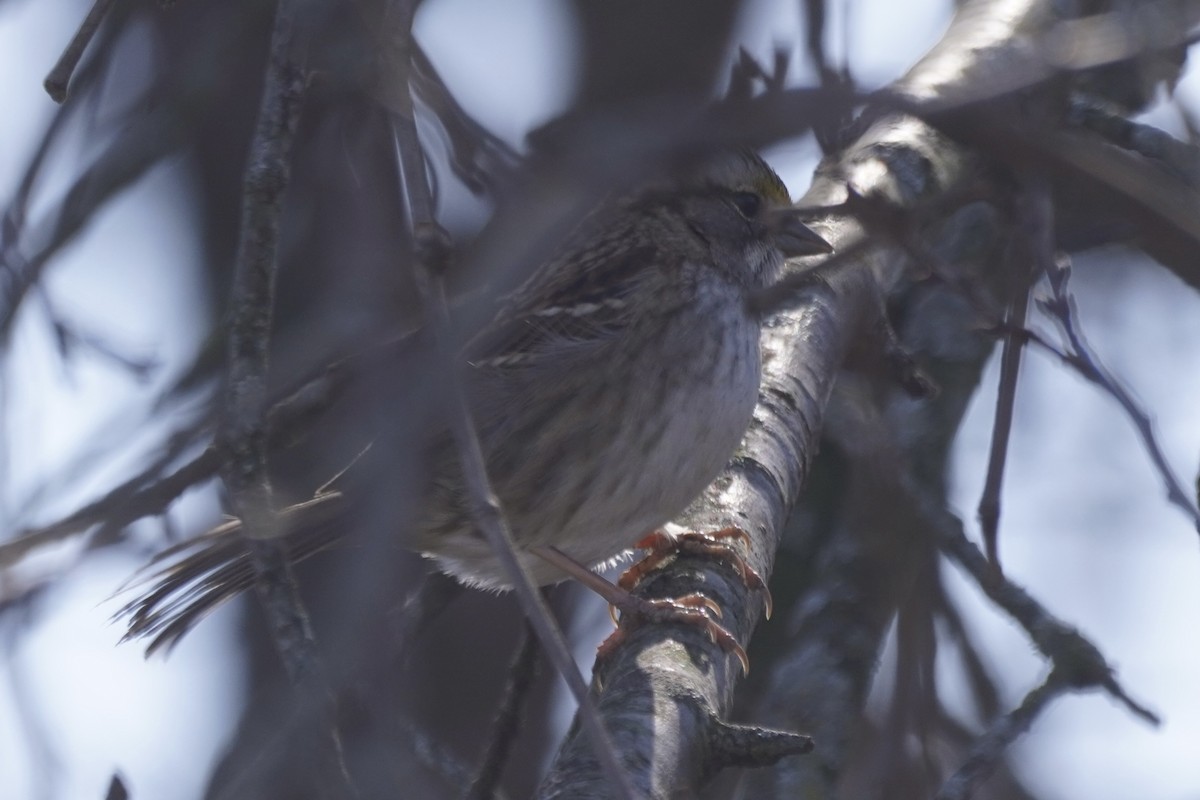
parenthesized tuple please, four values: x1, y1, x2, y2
(392, 712, 511, 800)
(0, 105, 185, 342)
(978, 178, 1051, 569)
(466, 620, 540, 800)
(220, 0, 324, 681)
(38, 289, 159, 379)
(216, 0, 356, 795)
(0, 428, 211, 569)
(384, 3, 634, 796)
(976, 286, 1029, 571)
(1035, 256, 1200, 531)
(1070, 98, 1200, 186)
(707, 718, 813, 770)
(0, 344, 360, 573)
(933, 579, 1001, 722)
(43, 0, 118, 103)
(927, 497, 1158, 726)
(935, 675, 1066, 800)
(102, 772, 130, 800)
(409, 43, 520, 194)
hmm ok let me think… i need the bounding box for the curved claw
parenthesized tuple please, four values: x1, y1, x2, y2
(599, 592, 748, 674)
(620, 526, 773, 622)
(675, 592, 722, 620)
(532, 543, 753, 674)
(608, 592, 721, 626)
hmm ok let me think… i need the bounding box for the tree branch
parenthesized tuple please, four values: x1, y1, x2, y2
(43, 0, 117, 102)
(545, 0, 1188, 794)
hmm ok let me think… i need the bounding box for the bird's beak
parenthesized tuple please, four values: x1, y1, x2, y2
(768, 210, 832, 258)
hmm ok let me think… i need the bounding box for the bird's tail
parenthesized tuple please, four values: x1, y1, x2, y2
(115, 491, 346, 655)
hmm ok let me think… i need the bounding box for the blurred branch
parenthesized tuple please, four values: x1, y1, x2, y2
(223, 0, 321, 692)
(216, 0, 358, 795)
(384, 0, 634, 794)
(2, 612, 61, 799)
(1072, 98, 1200, 185)
(37, 288, 159, 379)
(465, 621, 539, 800)
(1037, 257, 1200, 530)
(393, 712, 511, 800)
(0, 346, 359, 572)
(4, 85, 71, 243)
(933, 579, 1002, 722)
(0, 104, 186, 343)
(935, 675, 1065, 800)
(996, 280, 1200, 532)
(43, 0, 118, 102)
(801, 0, 832, 81)
(976, 279, 1030, 571)
(978, 177, 1051, 570)
(409, 43, 520, 193)
(102, 773, 129, 800)
(0, 428, 211, 569)
(931, 499, 1159, 726)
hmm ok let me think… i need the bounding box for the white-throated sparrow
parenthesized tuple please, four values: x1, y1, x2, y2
(121, 151, 830, 650)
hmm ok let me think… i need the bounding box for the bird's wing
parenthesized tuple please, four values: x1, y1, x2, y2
(465, 220, 661, 369)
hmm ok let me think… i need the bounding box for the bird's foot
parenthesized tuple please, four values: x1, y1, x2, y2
(597, 589, 749, 674)
(529, 544, 749, 674)
(618, 527, 773, 620)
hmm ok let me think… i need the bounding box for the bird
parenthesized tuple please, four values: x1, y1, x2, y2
(119, 150, 831, 654)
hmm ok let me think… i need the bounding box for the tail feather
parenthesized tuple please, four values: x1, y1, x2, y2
(116, 492, 346, 655)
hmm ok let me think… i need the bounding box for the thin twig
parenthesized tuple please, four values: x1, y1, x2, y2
(43, 0, 117, 103)
(222, 0, 320, 679)
(393, 712, 511, 800)
(873, 170, 1199, 542)
(0, 429, 212, 568)
(409, 42, 520, 194)
(384, 3, 634, 796)
(933, 579, 1001, 722)
(978, 178, 1050, 570)
(893, 182, 1200, 540)
(0, 104, 185, 342)
(935, 675, 1066, 800)
(976, 285, 1028, 571)
(38, 288, 159, 379)
(1069, 97, 1200, 187)
(1036, 256, 1200, 531)
(466, 620, 540, 800)
(219, 0, 355, 795)
(926, 496, 1158, 726)
(0, 345, 358, 571)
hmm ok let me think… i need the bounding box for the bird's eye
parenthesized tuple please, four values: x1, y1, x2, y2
(731, 191, 762, 218)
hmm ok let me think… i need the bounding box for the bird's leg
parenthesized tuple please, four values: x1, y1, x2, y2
(529, 544, 749, 675)
(619, 526, 773, 620)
